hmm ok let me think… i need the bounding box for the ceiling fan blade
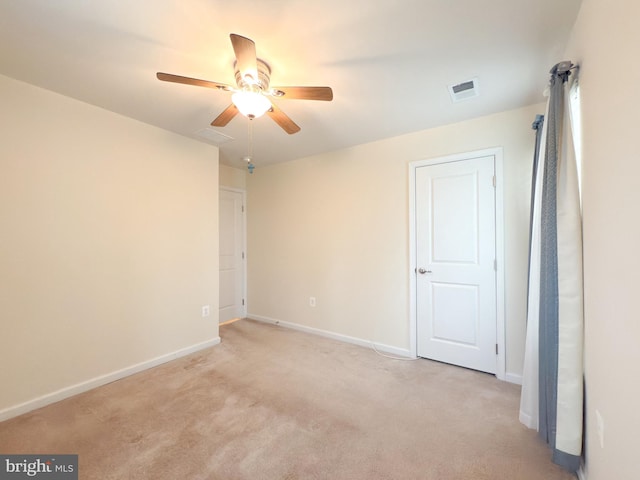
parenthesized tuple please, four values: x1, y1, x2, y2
(211, 104, 239, 127)
(270, 86, 333, 101)
(230, 34, 258, 85)
(266, 103, 301, 135)
(156, 72, 233, 91)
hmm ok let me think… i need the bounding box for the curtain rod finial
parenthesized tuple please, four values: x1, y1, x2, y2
(532, 114, 544, 130)
(551, 61, 574, 75)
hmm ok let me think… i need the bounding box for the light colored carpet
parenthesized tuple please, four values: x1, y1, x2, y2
(0, 319, 575, 479)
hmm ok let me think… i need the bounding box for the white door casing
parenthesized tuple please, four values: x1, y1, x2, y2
(219, 188, 246, 323)
(409, 148, 505, 379)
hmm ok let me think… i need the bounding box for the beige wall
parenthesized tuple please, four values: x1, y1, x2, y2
(219, 164, 247, 190)
(0, 75, 220, 415)
(564, 1, 640, 478)
(247, 103, 543, 377)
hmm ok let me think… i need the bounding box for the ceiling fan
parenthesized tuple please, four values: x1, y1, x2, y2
(156, 33, 333, 134)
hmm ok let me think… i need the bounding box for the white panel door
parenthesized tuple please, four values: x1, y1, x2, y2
(219, 189, 245, 323)
(415, 155, 497, 373)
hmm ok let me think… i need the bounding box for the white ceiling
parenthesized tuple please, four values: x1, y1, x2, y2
(0, 0, 582, 168)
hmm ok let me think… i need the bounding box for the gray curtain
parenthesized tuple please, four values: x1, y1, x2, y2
(538, 64, 562, 457)
(536, 62, 583, 473)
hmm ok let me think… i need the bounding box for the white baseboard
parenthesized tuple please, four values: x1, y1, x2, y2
(248, 314, 413, 359)
(519, 411, 536, 430)
(504, 373, 523, 385)
(0, 337, 221, 422)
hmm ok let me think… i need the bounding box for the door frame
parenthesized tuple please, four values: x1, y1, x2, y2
(409, 147, 506, 380)
(219, 186, 248, 320)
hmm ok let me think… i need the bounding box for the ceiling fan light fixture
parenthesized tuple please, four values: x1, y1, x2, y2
(231, 87, 271, 119)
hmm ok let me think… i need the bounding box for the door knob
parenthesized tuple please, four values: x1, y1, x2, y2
(417, 268, 432, 274)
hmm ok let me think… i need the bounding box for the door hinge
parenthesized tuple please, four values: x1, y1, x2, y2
(242, 299, 245, 306)
(494, 259, 497, 271)
(242, 205, 245, 213)
(495, 343, 499, 355)
(242, 251, 245, 260)
(492, 175, 496, 188)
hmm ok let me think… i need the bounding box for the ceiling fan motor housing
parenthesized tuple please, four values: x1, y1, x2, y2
(235, 59, 271, 90)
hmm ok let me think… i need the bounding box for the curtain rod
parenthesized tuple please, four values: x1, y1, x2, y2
(532, 114, 544, 130)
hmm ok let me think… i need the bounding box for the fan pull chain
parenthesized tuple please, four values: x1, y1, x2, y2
(246, 119, 255, 174)
(248, 119, 254, 159)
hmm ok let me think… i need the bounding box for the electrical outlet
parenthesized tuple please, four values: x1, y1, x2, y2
(202, 305, 210, 317)
(595, 409, 604, 448)
(309, 297, 316, 307)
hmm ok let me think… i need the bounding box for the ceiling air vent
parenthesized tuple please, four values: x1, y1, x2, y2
(195, 127, 234, 145)
(448, 77, 479, 103)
